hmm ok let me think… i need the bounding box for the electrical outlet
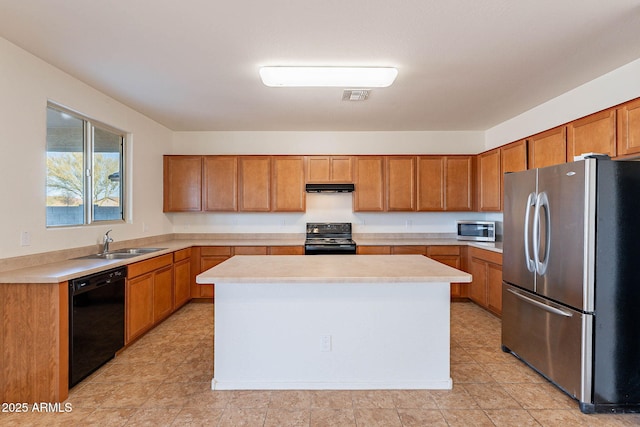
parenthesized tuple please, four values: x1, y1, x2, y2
(320, 335, 332, 352)
(405, 220, 412, 229)
(20, 231, 31, 246)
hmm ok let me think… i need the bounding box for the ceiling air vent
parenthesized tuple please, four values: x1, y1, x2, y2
(342, 89, 370, 101)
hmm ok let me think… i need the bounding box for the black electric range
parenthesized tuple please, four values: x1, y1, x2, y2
(304, 222, 357, 255)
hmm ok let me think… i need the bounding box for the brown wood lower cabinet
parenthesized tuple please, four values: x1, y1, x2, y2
(426, 245, 467, 299)
(126, 254, 174, 343)
(0, 282, 69, 403)
(194, 247, 232, 299)
(173, 248, 192, 309)
(468, 247, 503, 316)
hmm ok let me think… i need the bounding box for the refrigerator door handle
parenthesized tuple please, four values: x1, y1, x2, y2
(524, 192, 536, 273)
(532, 191, 551, 275)
(506, 288, 573, 318)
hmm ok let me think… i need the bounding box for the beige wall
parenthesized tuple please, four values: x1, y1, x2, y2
(0, 38, 173, 259)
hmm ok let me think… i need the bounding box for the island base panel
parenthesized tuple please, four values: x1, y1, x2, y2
(212, 281, 451, 390)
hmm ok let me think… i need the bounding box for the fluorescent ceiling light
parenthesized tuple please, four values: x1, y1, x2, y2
(259, 66, 398, 88)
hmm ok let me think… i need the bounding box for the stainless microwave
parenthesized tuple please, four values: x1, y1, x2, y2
(457, 221, 496, 242)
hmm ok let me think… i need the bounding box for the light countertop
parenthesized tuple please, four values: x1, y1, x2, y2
(0, 234, 500, 284)
(196, 254, 472, 284)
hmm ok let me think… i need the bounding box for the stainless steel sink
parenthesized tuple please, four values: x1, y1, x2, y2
(75, 247, 166, 260)
(109, 247, 167, 255)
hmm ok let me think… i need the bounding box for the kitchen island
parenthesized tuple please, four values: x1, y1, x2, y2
(196, 254, 471, 391)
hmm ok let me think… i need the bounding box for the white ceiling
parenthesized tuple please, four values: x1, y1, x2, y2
(2, 0, 640, 132)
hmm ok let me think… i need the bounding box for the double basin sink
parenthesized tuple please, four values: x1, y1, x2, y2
(77, 247, 167, 260)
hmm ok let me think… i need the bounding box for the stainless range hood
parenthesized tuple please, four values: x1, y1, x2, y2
(305, 183, 355, 193)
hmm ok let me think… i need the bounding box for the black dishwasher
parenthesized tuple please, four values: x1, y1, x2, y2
(69, 266, 126, 387)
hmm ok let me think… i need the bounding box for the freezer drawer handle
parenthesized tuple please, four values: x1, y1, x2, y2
(507, 288, 573, 318)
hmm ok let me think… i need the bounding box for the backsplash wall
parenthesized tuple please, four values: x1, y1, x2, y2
(168, 193, 503, 235)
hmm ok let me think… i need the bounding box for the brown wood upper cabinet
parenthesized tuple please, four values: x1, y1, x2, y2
(500, 140, 528, 209)
(386, 156, 416, 211)
(417, 156, 474, 211)
(617, 98, 640, 157)
(567, 109, 617, 160)
(353, 156, 385, 211)
(272, 156, 306, 212)
(445, 156, 474, 211)
(477, 149, 501, 212)
(203, 156, 238, 211)
(306, 156, 353, 182)
(416, 156, 445, 211)
(163, 155, 202, 212)
(527, 126, 567, 169)
(238, 156, 271, 211)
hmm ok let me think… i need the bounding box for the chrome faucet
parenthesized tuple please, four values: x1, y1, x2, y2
(103, 229, 113, 253)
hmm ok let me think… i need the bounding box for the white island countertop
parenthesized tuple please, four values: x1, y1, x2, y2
(196, 254, 472, 284)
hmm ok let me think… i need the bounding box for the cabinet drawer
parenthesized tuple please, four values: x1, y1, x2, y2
(427, 245, 461, 256)
(128, 254, 173, 278)
(469, 247, 503, 265)
(392, 245, 426, 255)
(357, 246, 391, 254)
(173, 248, 192, 262)
(234, 246, 268, 255)
(269, 246, 304, 255)
(200, 246, 232, 256)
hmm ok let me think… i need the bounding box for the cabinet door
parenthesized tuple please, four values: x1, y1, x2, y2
(445, 156, 474, 211)
(238, 156, 271, 211)
(478, 149, 501, 212)
(203, 156, 237, 211)
(617, 99, 640, 156)
(501, 140, 527, 174)
(386, 156, 416, 211)
(353, 156, 385, 211)
(163, 156, 202, 212)
(126, 273, 154, 343)
(306, 156, 331, 182)
(417, 156, 445, 211)
(487, 262, 503, 316)
(528, 126, 567, 169)
(498, 138, 527, 210)
(567, 109, 617, 160)
(272, 156, 305, 212)
(173, 257, 191, 309)
(469, 257, 488, 307)
(153, 265, 173, 323)
(331, 156, 353, 182)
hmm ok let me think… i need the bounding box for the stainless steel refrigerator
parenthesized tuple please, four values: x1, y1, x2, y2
(502, 157, 640, 414)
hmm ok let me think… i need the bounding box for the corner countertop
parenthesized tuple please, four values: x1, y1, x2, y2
(0, 234, 501, 284)
(197, 254, 472, 284)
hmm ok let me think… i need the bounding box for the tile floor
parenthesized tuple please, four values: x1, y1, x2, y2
(3, 301, 640, 426)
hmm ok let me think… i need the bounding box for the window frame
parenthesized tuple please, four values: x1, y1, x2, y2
(46, 102, 127, 228)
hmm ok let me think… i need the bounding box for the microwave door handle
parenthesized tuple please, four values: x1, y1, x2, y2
(524, 192, 536, 273)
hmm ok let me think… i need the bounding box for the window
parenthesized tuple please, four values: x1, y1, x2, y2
(46, 103, 125, 227)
